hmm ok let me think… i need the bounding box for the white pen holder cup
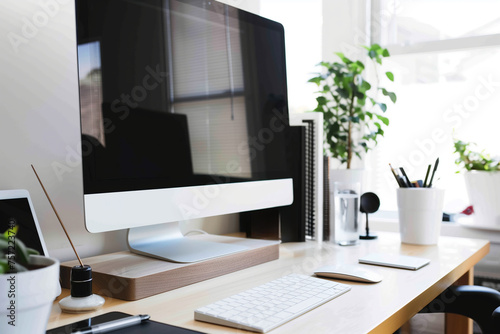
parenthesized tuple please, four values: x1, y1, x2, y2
(397, 188, 445, 245)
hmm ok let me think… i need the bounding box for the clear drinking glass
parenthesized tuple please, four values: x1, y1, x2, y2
(331, 181, 360, 246)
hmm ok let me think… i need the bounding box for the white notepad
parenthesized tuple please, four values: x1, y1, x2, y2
(359, 253, 431, 270)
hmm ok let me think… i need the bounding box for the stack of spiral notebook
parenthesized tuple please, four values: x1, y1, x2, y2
(289, 112, 324, 242)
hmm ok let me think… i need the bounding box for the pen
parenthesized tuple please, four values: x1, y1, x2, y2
(399, 167, 412, 187)
(428, 158, 439, 188)
(71, 314, 150, 334)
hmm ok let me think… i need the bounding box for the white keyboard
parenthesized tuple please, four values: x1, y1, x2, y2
(194, 274, 351, 333)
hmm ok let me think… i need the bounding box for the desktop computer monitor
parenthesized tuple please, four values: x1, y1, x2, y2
(76, 0, 293, 263)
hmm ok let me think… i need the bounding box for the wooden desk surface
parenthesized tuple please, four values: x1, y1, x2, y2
(47, 232, 489, 334)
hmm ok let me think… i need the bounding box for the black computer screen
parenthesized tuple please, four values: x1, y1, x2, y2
(76, 0, 291, 194)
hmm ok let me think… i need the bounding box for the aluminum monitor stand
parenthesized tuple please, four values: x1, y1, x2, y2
(127, 222, 248, 263)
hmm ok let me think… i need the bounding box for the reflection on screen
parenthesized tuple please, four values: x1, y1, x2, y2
(77, 0, 290, 195)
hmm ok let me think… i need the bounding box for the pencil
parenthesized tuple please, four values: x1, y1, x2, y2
(389, 163, 404, 187)
(423, 164, 431, 188)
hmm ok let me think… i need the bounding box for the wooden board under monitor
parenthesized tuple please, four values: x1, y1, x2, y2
(60, 235, 279, 301)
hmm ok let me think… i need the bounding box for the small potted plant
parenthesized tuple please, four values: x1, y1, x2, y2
(0, 224, 60, 334)
(309, 44, 397, 183)
(454, 139, 500, 229)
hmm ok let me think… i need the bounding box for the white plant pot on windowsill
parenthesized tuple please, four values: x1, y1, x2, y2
(0, 255, 60, 334)
(329, 168, 366, 193)
(463, 170, 500, 230)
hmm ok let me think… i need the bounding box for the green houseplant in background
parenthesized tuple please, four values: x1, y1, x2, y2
(454, 139, 500, 171)
(309, 44, 397, 169)
(454, 139, 500, 229)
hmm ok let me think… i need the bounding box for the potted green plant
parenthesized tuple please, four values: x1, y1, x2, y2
(309, 44, 397, 171)
(454, 139, 500, 229)
(0, 225, 60, 334)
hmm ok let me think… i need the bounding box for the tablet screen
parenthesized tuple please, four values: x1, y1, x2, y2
(0, 197, 45, 256)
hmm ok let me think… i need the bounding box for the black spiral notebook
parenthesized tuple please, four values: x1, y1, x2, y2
(46, 312, 206, 334)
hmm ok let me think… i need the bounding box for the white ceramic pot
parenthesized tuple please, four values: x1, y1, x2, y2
(464, 171, 500, 229)
(0, 255, 60, 334)
(397, 188, 445, 245)
(329, 168, 366, 191)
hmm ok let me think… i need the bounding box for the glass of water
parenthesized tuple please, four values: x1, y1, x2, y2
(331, 181, 360, 246)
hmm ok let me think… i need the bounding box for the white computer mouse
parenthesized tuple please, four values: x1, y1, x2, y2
(314, 264, 383, 283)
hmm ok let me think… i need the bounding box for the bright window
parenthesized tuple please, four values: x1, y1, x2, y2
(260, 0, 322, 113)
(367, 0, 500, 214)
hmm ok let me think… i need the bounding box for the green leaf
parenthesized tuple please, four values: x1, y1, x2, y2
(355, 61, 365, 70)
(319, 61, 331, 68)
(14, 239, 30, 266)
(3, 225, 18, 239)
(385, 72, 394, 81)
(0, 259, 8, 274)
(331, 122, 340, 133)
(316, 96, 328, 105)
(335, 52, 352, 65)
(337, 145, 346, 156)
(388, 92, 397, 103)
(378, 103, 387, 112)
(308, 76, 323, 85)
(360, 80, 371, 91)
(27, 248, 39, 256)
(376, 114, 389, 126)
(355, 91, 365, 100)
(382, 88, 397, 103)
(337, 88, 350, 99)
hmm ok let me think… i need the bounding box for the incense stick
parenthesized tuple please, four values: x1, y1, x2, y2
(31, 164, 84, 267)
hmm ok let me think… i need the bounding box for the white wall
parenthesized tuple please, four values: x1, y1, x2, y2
(0, 0, 125, 261)
(0, 0, 260, 262)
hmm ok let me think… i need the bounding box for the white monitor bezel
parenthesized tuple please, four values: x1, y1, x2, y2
(84, 179, 293, 233)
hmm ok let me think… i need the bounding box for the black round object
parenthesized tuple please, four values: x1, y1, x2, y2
(360, 192, 380, 240)
(70, 265, 93, 298)
(360, 192, 380, 214)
